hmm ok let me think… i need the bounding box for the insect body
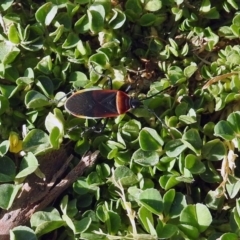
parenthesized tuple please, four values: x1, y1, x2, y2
(65, 88, 142, 119)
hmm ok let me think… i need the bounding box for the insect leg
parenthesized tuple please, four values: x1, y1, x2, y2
(81, 118, 109, 136)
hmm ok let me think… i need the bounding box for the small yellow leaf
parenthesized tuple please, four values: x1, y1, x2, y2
(9, 132, 22, 153)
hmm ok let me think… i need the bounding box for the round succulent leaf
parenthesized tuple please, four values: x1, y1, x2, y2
(36, 75, 54, 97)
(144, 0, 162, 12)
(139, 188, 163, 215)
(62, 32, 79, 49)
(180, 203, 212, 233)
(114, 166, 138, 186)
(0, 95, 9, 115)
(214, 120, 235, 140)
(30, 208, 64, 237)
(15, 152, 39, 179)
(25, 90, 50, 109)
(226, 175, 240, 199)
(0, 184, 21, 210)
(139, 127, 164, 151)
(0, 140, 10, 156)
(74, 217, 92, 233)
(109, 9, 126, 29)
(49, 126, 62, 149)
(202, 139, 226, 161)
(8, 24, 20, 44)
(182, 129, 202, 151)
(227, 111, 240, 133)
(10, 226, 37, 240)
(35, 2, 58, 26)
(22, 129, 51, 155)
(200, 162, 221, 183)
(205, 190, 225, 210)
(156, 221, 178, 238)
(125, 0, 142, 15)
(87, 3, 105, 33)
(132, 149, 159, 166)
(165, 139, 187, 157)
(106, 211, 121, 235)
(139, 13, 156, 26)
(0, 156, 15, 182)
(73, 179, 91, 196)
(89, 52, 109, 68)
(178, 224, 199, 239)
(0, 0, 14, 11)
(45, 111, 64, 135)
(138, 206, 154, 233)
(74, 14, 90, 33)
(185, 154, 206, 174)
(159, 175, 180, 190)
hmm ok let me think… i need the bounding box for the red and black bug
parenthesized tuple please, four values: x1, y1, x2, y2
(65, 89, 143, 119)
(64, 64, 171, 131)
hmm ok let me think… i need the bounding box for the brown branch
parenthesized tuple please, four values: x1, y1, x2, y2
(0, 150, 99, 240)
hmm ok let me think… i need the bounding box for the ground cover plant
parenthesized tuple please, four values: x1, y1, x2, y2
(0, 0, 240, 239)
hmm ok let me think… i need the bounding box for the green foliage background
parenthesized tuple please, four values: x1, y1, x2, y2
(1, 0, 240, 239)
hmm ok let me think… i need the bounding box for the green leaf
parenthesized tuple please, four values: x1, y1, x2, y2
(75, 14, 90, 33)
(45, 111, 64, 135)
(106, 211, 121, 235)
(74, 217, 92, 233)
(182, 129, 202, 151)
(125, 0, 142, 15)
(36, 75, 54, 96)
(214, 120, 235, 140)
(184, 65, 197, 78)
(109, 9, 126, 29)
(144, 0, 162, 12)
(165, 139, 187, 157)
(0, 95, 9, 115)
(132, 149, 159, 166)
(185, 154, 206, 174)
(89, 52, 109, 68)
(36, 56, 53, 74)
(159, 174, 180, 190)
(156, 221, 178, 238)
(22, 129, 51, 155)
(8, 24, 20, 44)
(69, 71, 89, 88)
(15, 152, 39, 179)
(139, 127, 163, 151)
(139, 188, 163, 215)
(0, 184, 21, 209)
(0, 156, 15, 182)
(35, 2, 58, 26)
(0, 42, 20, 65)
(114, 166, 138, 186)
(180, 203, 212, 234)
(199, 0, 211, 12)
(138, 206, 154, 233)
(73, 179, 91, 196)
(0, 140, 10, 156)
(87, 3, 105, 33)
(202, 139, 226, 161)
(227, 111, 240, 133)
(226, 175, 240, 199)
(30, 207, 64, 237)
(139, 13, 156, 26)
(25, 90, 49, 108)
(0, 0, 14, 11)
(10, 226, 37, 240)
(62, 32, 79, 49)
